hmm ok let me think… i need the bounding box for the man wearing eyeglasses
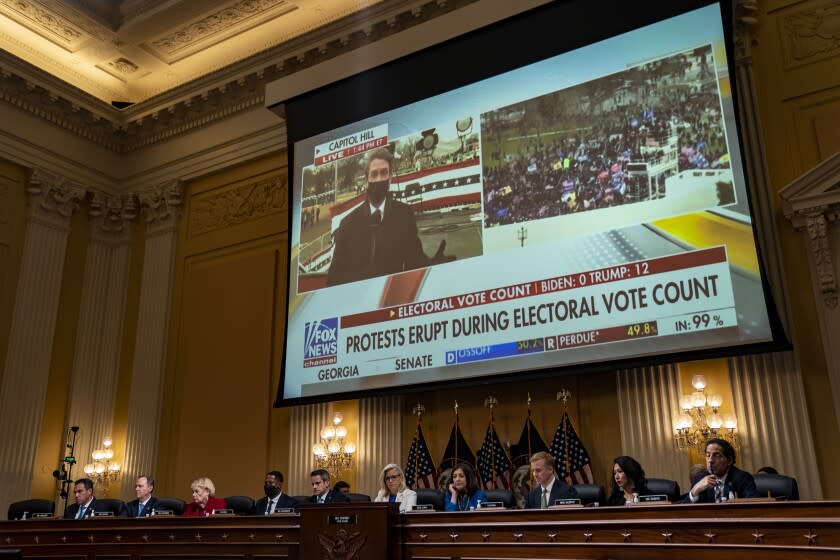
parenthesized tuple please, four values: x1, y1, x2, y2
(685, 438, 758, 503)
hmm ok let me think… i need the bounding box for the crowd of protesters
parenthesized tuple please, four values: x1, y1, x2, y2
(482, 47, 730, 227)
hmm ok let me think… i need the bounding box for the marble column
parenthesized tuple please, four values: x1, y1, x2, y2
(63, 193, 136, 494)
(0, 170, 83, 516)
(120, 182, 183, 500)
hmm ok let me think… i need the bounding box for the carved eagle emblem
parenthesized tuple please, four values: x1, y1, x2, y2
(318, 528, 367, 560)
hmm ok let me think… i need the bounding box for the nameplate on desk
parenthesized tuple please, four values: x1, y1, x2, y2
(410, 504, 434, 512)
(553, 498, 582, 507)
(151, 509, 173, 516)
(638, 494, 670, 503)
(329, 515, 357, 525)
(271, 508, 295, 514)
(211, 509, 235, 516)
(478, 502, 503, 509)
(92, 511, 114, 517)
(31, 513, 53, 519)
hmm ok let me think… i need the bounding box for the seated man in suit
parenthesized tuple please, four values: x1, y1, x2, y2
(255, 470, 298, 514)
(525, 451, 577, 509)
(127, 475, 159, 517)
(64, 478, 98, 519)
(307, 469, 350, 504)
(686, 438, 758, 503)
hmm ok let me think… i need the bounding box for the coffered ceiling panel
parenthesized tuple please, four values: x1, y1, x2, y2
(0, 0, 385, 104)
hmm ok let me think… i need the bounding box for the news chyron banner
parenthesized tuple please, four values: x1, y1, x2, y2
(297, 246, 739, 395)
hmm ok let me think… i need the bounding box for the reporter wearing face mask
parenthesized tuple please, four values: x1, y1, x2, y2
(254, 471, 298, 515)
(326, 147, 455, 287)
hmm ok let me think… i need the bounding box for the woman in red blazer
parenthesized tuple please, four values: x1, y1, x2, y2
(183, 477, 226, 517)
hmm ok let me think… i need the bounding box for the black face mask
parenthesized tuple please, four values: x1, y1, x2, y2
(264, 484, 279, 497)
(367, 180, 389, 207)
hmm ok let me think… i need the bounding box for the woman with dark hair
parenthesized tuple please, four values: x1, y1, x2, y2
(606, 456, 651, 506)
(445, 463, 487, 512)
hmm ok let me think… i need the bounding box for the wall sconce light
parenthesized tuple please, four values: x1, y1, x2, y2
(674, 375, 738, 451)
(312, 413, 355, 478)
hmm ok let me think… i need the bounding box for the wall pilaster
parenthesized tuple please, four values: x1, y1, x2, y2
(0, 170, 83, 515)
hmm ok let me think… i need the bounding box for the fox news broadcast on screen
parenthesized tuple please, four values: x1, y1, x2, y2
(275, 1, 786, 406)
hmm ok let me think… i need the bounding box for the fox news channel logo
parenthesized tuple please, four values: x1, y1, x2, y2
(303, 318, 338, 367)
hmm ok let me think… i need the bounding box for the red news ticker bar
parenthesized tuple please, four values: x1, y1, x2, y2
(545, 321, 659, 351)
(340, 246, 727, 329)
(314, 136, 388, 165)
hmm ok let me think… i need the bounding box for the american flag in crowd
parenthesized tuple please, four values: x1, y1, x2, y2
(476, 421, 513, 490)
(549, 411, 594, 484)
(404, 424, 437, 489)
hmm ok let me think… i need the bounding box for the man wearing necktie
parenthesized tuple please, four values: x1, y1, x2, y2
(525, 452, 578, 509)
(327, 147, 455, 286)
(63, 478, 98, 519)
(307, 469, 350, 505)
(684, 438, 758, 503)
(254, 471, 297, 514)
(127, 475, 159, 517)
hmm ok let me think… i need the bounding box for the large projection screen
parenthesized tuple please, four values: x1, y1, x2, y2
(275, 0, 788, 406)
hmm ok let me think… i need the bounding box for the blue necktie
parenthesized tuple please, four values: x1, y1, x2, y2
(138, 502, 145, 516)
(77, 505, 86, 519)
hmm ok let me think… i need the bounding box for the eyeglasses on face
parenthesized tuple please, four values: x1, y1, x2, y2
(384, 474, 401, 482)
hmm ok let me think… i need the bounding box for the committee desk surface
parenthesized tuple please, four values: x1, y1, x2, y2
(1, 500, 839, 559)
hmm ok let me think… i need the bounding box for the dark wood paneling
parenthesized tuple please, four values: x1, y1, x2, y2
(1, 501, 839, 559)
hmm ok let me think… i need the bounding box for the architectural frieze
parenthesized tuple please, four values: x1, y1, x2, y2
(189, 174, 287, 236)
(0, 0, 477, 153)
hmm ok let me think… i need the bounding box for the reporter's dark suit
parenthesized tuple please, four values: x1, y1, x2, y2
(307, 490, 351, 504)
(327, 198, 430, 286)
(254, 493, 298, 514)
(126, 496, 160, 517)
(525, 479, 578, 509)
(686, 465, 758, 503)
(64, 498, 99, 519)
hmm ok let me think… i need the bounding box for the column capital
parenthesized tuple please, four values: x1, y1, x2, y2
(88, 191, 138, 244)
(138, 180, 184, 235)
(26, 169, 85, 230)
(732, 0, 760, 65)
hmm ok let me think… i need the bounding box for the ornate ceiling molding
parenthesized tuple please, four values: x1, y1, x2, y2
(144, 0, 297, 64)
(0, 0, 87, 50)
(0, 0, 480, 153)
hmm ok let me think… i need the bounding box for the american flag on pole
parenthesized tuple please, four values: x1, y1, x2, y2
(404, 423, 437, 489)
(476, 419, 513, 490)
(549, 411, 594, 484)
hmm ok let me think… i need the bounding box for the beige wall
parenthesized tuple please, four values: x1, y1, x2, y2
(155, 153, 291, 500)
(750, 0, 840, 498)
